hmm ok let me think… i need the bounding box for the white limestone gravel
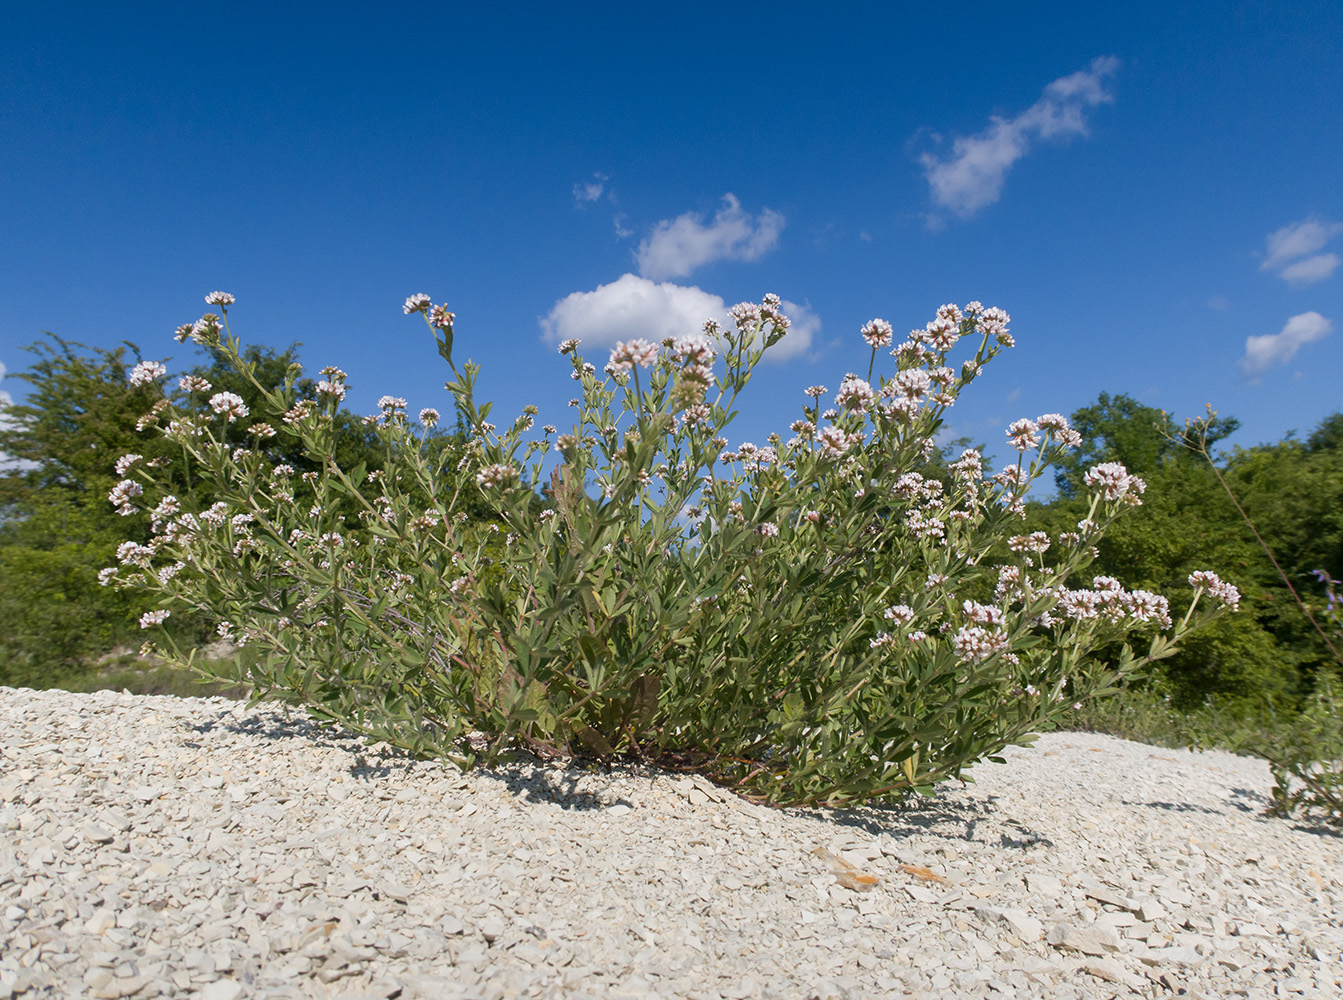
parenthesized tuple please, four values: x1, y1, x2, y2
(1, 685, 1339, 1000)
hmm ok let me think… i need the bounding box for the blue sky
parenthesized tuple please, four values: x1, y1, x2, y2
(2, 2, 1340, 488)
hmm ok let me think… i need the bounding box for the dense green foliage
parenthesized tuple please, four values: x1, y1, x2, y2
(0, 333, 393, 688)
(1030, 393, 1342, 711)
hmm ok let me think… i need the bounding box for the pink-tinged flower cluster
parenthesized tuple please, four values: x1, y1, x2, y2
(116, 541, 154, 567)
(475, 464, 518, 489)
(977, 306, 1012, 346)
(608, 339, 659, 372)
(558, 338, 581, 354)
(1083, 462, 1147, 504)
(905, 510, 946, 541)
(861, 319, 893, 348)
(419, 408, 440, 428)
(107, 479, 142, 514)
(316, 379, 347, 401)
(178, 314, 222, 345)
(1055, 577, 1173, 628)
(114, 453, 142, 476)
(835, 377, 875, 412)
(1189, 571, 1241, 611)
(205, 291, 235, 307)
(179, 375, 212, 393)
(962, 600, 1006, 626)
(728, 294, 790, 339)
(891, 472, 942, 502)
(948, 448, 984, 482)
(1008, 531, 1050, 554)
(1030, 412, 1083, 448)
(953, 624, 1009, 662)
(428, 304, 455, 330)
(1007, 418, 1040, 452)
(995, 565, 1026, 602)
(403, 293, 431, 315)
(283, 400, 316, 426)
(893, 369, 931, 403)
(139, 609, 170, 629)
(208, 392, 249, 422)
(883, 604, 916, 624)
(129, 361, 167, 387)
(817, 425, 860, 458)
(669, 333, 717, 408)
(731, 442, 777, 471)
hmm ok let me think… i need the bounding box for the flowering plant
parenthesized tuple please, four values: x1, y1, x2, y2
(105, 291, 1239, 806)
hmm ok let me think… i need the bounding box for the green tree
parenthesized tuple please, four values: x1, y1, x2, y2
(0, 333, 423, 689)
(1032, 396, 1342, 711)
(1052, 392, 1238, 498)
(0, 334, 184, 685)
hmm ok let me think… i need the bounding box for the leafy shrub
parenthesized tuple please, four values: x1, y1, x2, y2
(104, 292, 1238, 807)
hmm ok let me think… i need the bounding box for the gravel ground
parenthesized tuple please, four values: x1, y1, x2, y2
(1, 685, 1340, 1000)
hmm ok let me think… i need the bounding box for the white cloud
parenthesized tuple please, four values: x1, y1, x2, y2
(540, 274, 816, 363)
(0, 361, 12, 416)
(572, 172, 607, 207)
(1240, 311, 1332, 376)
(0, 361, 25, 473)
(774, 299, 820, 361)
(919, 56, 1120, 219)
(635, 194, 784, 280)
(1261, 218, 1343, 276)
(1278, 252, 1342, 287)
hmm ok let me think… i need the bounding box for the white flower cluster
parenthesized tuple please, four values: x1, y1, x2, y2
(316, 370, 347, 400)
(129, 361, 166, 387)
(1054, 576, 1173, 628)
(208, 392, 248, 422)
(114, 453, 142, 475)
(953, 624, 1009, 662)
(107, 479, 143, 515)
(1084, 462, 1146, 504)
(608, 339, 659, 373)
(1008, 531, 1050, 554)
(1189, 570, 1241, 611)
(835, 377, 875, 412)
(861, 319, 893, 348)
(475, 464, 517, 489)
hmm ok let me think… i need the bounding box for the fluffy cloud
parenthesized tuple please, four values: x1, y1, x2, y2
(636, 194, 784, 280)
(919, 56, 1120, 219)
(1261, 218, 1343, 286)
(540, 274, 816, 362)
(1240, 311, 1333, 376)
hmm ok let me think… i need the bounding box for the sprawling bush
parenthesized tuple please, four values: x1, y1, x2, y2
(104, 292, 1238, 807)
